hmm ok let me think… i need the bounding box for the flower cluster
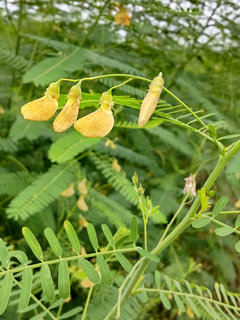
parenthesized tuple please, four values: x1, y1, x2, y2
(20, 73, 164, 137)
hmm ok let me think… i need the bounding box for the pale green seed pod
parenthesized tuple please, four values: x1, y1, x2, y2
(53, 85, 82, 133)
(138, 73, 164, 127)
(21, 82, 60, 121)
(74, 92, 114, 137)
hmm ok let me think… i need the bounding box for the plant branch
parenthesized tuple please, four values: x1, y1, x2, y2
(106, 139, 240, 319)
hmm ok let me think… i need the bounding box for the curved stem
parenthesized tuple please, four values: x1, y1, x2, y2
(107, 78, 133, 93)
(106, 139, 240, 319)
(57, 74, 151, 86)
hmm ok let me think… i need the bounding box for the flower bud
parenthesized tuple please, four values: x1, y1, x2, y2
(61, 183, 75, 197)
(53, 85, 81, 132)
(77, 195, 88, 211)
(112, 158, 121, 172)
(183, 174, 196, 197)
(78, 178, 88, 195)
(138, 73, 164, 127)
(21, 82, 60, 121)
(74, 92, 114, 137)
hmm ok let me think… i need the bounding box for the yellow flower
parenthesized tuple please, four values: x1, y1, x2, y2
(138, 73, 164, 127)
(21, 82, 60, 121)
(77, 195, 88, 212)
(112, 158, 121, 172)
(53, 85, 81, 132)
(115, 4, 131, 26)
(78, 178, 88, 195)
(74, 92, 114, 138)
(61, 184, 75, 197)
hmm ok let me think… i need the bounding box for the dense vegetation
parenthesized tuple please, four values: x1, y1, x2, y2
(0, 1, 240, 319)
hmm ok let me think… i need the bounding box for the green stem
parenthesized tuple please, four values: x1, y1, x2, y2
(82, 285, 94, 320)
(106, 139, 240, 319)
(205, 211, 240, 215)
(163, 87, 208, 130)
(135, 288, 240, 313)
(0, 247, 138, 277)
(144, 219, 148, 251)
(160, 194, 189, 242)
(209, 217, 240, 235)
(57, 74, 151, 85)
(107, 78, 133, 93)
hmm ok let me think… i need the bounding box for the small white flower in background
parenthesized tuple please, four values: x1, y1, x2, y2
(183, 174, 196, 197)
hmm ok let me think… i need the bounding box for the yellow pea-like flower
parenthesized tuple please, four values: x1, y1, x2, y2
(61, 183, 75, 197)
(77, 195, 88, 212)
(78, 178, 88, 195)
(74, 92, 114, 138)
(21, 82, 60, 121)
(53, 85, 82, 133)
(138, 73, 164, 127)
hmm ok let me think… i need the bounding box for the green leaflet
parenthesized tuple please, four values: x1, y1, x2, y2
(213, 196, 229, 217)
(78, 257, 100, 284)
(173, 293, 185, 312)
(0, 272, 13, 315)
(9, 250, 28, 265)
(6, 162, 76, 221)
(22, 227, 44, 261)
(58, 260, 70, 299)
(41, 263, 55, 301)
(87, 224, 99, 252)
(192, 216, 211, 228)
(137, 248, 160, 262)
(97, 254, 113, 287)
(160, 292, 171, 310)
(130, 216, 138, 245)
(114, 252, 133, 273)
(19, 267, 33, 310)
(101, 224, 115, 248)
(59, 306, 83, 319)
(64, 220, 80, 253)
(48, 132, 101, 163)
(0, 238, 9, 269)
(235, 240, 240, 252)
(215, 226, 235, 237)
(44, 227, 62, 257)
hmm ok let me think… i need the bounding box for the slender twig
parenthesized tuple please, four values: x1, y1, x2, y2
(135, 287, 240, 313)
(0, 247, 138, 277)
(82, 285, 94, 320)
(160, 194, 189, 242)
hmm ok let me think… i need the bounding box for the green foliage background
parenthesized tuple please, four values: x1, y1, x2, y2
(0, 0, 240, 319)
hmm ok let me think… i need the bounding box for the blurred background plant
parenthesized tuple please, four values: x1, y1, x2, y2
(0, 0, 240, 319)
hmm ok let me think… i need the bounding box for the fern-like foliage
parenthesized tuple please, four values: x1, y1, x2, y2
(22, 34, 144, 86)
(0, 48, 28, 72)
(9, 117, 52, 142)
(94, 141, 151, 168)
(48, 131, 101, 163)
(138, 272, 240, 320)
(0, 220, 140, 318)
(88, 188, 133, 227)
(89, 152, 138, 205)
(6, 161, 77, 221)
(88, 286, 143, 320)
(0, 138, 17, 153)
(0, 171, 37, 196)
